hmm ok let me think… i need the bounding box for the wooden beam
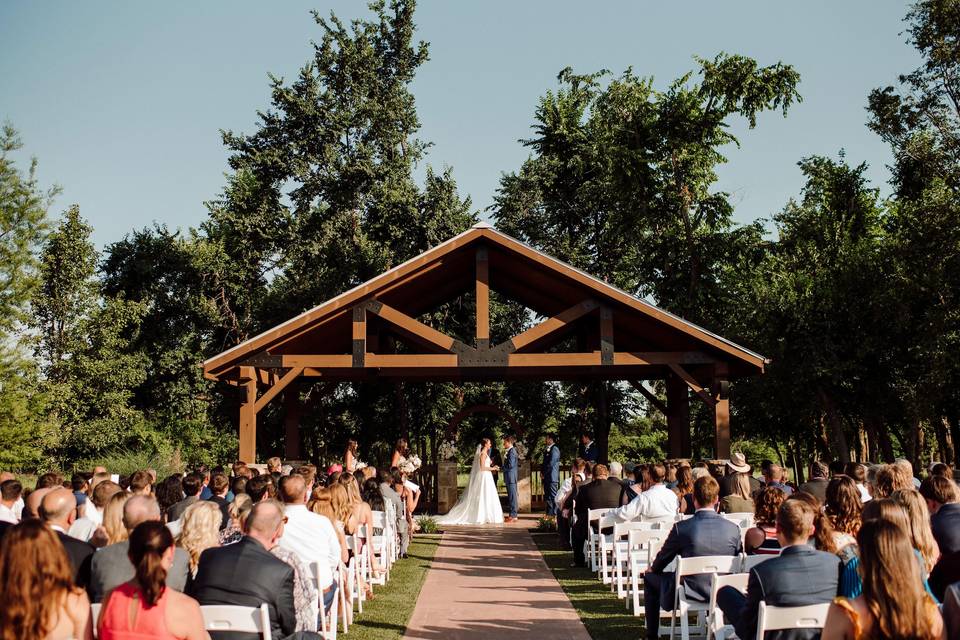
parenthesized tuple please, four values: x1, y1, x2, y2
(614, 352, 715, 366)
(713, 363, 731, 459)
(365, 354, 459, 368)
(628, 380, 667, 415)
(667, 374, 691, 458)
(476, 246, 490, 349)
(254, 366, 305, 413)
(283, 383, 302, 459)
(668, 363, 717, 407)
(238, 366, 258, 463)
(507, 352, 602, 367)
(364, 300, 468, 354)
(352, 305, 366, 368)
(600, 306, 614, 365)
(497, 299, 599, 353)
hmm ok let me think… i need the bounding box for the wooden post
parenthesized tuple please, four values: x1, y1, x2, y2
(667, 374, 690, 458)
(239, 366, 258, 463)
(713, 364, 731, 459)
(476, 246, 489, 349)
(284, 383, 302, 460)
(518, 459, 532, 513)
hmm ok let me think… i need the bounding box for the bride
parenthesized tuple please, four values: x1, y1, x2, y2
(436, 438, 504, 525)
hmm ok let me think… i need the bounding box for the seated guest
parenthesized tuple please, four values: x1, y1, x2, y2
(719, 500, 841, 640)
(196, 467, 212, 500)
(98, 522, 207, 640)
(0, 519, 93, 640)
(744, 486, 788, 555)
(89, 495, 190, 602)
(872, 463, 914, 499)
(572, 464, 624, 567)
(920, 474, 960, 555)
(825, 477, 861, 551)
(277, 474, 341, 613)
(22, 485, 53, 520)
(42, 488, 95, 588)
(788, 492, 838, 554)
(943, 582, 960, 640)
(168, 473, 203, 522)
(206, 472, 231, 530)
(220, 493, 253, 545)
(377, 468, 410, 557)
(178, 501, 222, 578)
(843, 462, 870, 502)
(894, 457, 922, 489)
(230, 476, 247, 499)
(719, 453, 760, 501)
(822, 520, 942, 640)
(189, 500, 323, 640)
(246, 474, 276, 503)
(643, 476, 742, 639)
(929, 550, 960, 602)
(0, 478, 22, 523)
(799, 462, 830, 503)
(267, 456, 282, 475)
(762, 464, 794, 496)
(672, 465, 695, 515)
(71, 480, 122, 543)
(612, 462, 678, 522)
(892, 489, 940, 578)
(620, 464, 647, 505)
(129, 470, 153, 496)
(102, 491, 132, 545)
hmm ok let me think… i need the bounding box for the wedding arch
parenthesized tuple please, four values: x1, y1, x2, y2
(203, 222, 766, 464)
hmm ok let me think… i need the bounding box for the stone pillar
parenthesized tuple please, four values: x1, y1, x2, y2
(518, 460, 532, 514)
(437, 461, 459, 514)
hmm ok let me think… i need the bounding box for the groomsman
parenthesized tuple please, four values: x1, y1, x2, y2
(578, 432, 598, 463)
(542, 434, 560, 516)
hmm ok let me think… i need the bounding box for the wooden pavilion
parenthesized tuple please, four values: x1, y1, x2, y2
(203, 223, 767, 463)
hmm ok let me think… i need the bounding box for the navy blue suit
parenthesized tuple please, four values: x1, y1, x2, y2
(542, 444, 560, 515)
(503, 446, 518, 518)
(644, 510, 742, 639)
(932, 502, 960, 555)
(718, 544, 841, 640)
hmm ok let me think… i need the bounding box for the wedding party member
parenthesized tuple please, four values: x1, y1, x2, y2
(190, 500, 324, 640)
(42, 488, 95, 588)
(719, 500, 840, 640)
(570, 464, 624, 567)
(178, 501, 223, 578)
(344, 438, 360, 473)
(0, 519, 94, 640)
(541, 433, 560, 516)
(98, 522, 208, 640)
(613, 462, 678, 522)
(437, 438, 505, 526)
(89, 495, 191, 603)
(502, 435, 519, 523)
(578, 432, 598, 463)
(390, 438, 409, 469)
(744, 486, 788, 555)
(822, 519, 943, 640)
(643, 476, 742, 640)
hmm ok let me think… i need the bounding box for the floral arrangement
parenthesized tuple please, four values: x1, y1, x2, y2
(398, 453, 422, 475)
(438, 440, 457, 461)
(514, 441, 528, 461)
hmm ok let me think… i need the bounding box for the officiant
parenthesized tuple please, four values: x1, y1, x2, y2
(488, 438, 502, 486)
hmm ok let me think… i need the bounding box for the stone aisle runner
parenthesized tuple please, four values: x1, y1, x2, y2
(402, 520, 591, 639)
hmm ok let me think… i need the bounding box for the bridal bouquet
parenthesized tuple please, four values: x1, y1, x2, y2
(438, 440, 457, 460)
(515, 442, 528, 461)
(399, 454, 422, 475)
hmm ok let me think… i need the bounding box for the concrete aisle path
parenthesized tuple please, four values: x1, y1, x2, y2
(402, 519, 592, 640)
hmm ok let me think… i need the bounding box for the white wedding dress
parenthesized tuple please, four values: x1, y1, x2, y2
(436, 446, 504, 525)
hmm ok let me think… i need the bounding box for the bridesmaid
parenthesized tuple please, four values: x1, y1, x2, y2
(344, 439, 359, 473)
(390, 438, 409, 469)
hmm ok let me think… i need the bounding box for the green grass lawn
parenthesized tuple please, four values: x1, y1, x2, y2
(532, 533, 645, 640)
(345, 534, 441, 640)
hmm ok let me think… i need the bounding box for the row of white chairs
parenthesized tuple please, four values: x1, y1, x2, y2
(92, 505, 405, 639)
(577, 508, 830, 639)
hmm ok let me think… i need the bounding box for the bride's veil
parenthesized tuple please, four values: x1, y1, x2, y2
(436, 443, 486, 524)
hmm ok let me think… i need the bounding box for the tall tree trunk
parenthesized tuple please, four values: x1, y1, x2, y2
(818, 388, 850, 462)
(592, 381, 612, 463)
(933, 415, 955, 465)
(948, 414, 960, 468)
(394, 381, 409, 440)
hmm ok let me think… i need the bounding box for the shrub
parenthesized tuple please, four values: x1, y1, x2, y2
(417, 516, 440, 534)
(535, 515, 558, 532)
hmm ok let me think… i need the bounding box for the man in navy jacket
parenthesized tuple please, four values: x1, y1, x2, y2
(718, 500, 840, 640)
(643, 476, 742, 639)
(542, 433, 560, 516)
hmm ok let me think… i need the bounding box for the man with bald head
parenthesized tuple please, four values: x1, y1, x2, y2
(88, 494, 190, 602)
(189, 499, 323, 639)
(41, 488, 95, 587)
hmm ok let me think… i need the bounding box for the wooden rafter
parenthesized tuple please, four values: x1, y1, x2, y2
(352, 306, 366, 368)
(476, 246, 490, 348)
(496, 299, 599, 354)
(362, 300, 472, 354)
(600, 306, 614, 365)
(668, 363, 717, 407)
(628, 380, 667, 415)
(254, 366, 305, 413)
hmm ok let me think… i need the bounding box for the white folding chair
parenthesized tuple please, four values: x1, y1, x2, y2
(201, 604, 272, 640)
(670, 555, 742, 640)
(741, 552, 778, 572)
(722, 512, 754, 525)
(91, 603, 102, 639)
(755, 602, 830, 639)
(626, 530, 666, 616)
(585, 507, 612, 571)
(611, 521, 657, 598)
(707, 572, 749, 640)
(310, 562, 338, 640)
(596, 513, 619, 584)
(370, 511, 390, 584)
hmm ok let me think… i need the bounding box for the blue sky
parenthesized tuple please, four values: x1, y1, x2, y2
(1, 1, 919, 248)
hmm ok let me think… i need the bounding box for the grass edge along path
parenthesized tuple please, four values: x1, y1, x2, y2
(532, 533, 645, 640)
(346, 534, 441, 640)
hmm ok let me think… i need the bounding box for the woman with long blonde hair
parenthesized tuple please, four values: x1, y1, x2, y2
(822, 520, 943, 640)
(0, 520, 93, 640)
(177, 501, 222, 575)
(892, 489, 940, 574)
(102, 491, 132, 544)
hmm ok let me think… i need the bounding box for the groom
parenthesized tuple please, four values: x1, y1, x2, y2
(502, 435, 519, 523)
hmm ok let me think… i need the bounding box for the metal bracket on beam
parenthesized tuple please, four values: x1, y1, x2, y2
(241, 353, 283, 368)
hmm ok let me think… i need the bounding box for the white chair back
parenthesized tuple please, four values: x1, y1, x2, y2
(91, 603, 102, 639)
(756, 602, 830, 639)
(742, 552, 778, 571)
(708, 573, 749, 640)
(676, 555, 742, 579)
(201, 604, 272, 640)
(612, 520, 653, 539)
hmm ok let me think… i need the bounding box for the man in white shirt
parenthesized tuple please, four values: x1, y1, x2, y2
(0, 479, 22, 523)
(277, 473, 342, 611)
(613, 462, 678, 521)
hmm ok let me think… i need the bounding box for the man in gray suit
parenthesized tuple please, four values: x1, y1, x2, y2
(88, 494, 190, 602)
(378, 468, 409, 557)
